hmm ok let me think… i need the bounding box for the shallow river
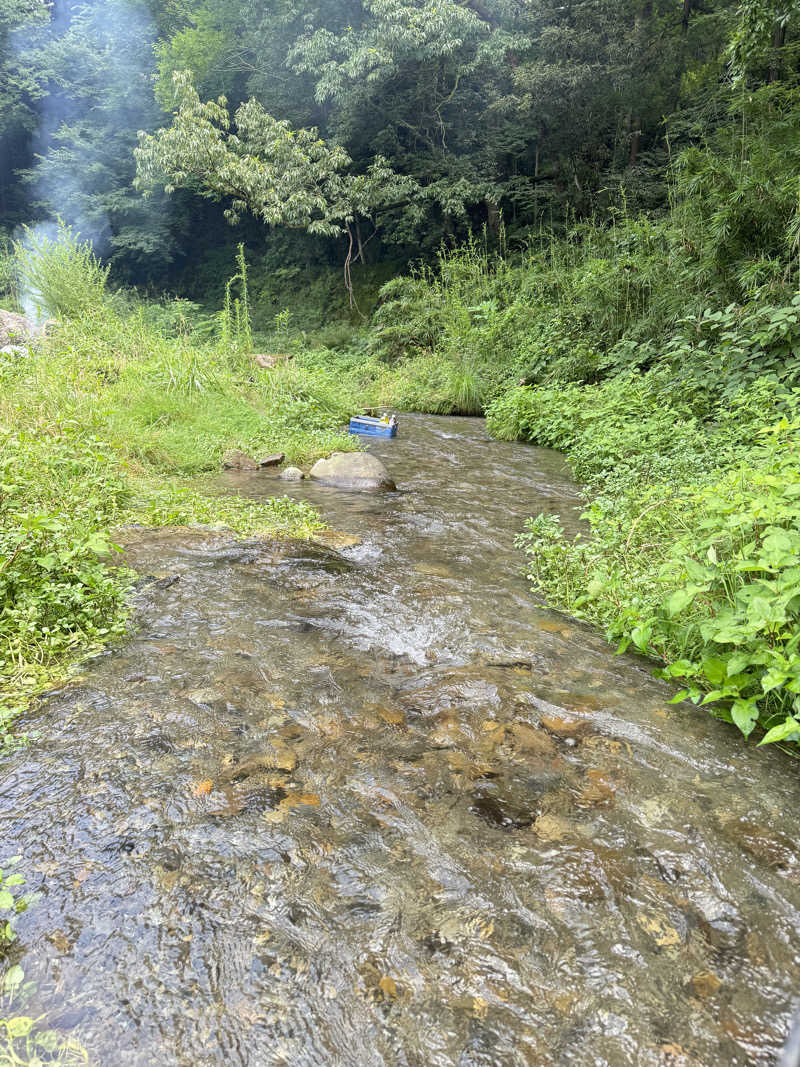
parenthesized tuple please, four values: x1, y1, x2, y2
(2, 415, 800, 1066)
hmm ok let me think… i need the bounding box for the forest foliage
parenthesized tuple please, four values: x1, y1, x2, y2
(0, 0, 760, 278)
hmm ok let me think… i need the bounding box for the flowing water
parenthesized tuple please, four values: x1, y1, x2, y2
(2, 415, 799, 1066)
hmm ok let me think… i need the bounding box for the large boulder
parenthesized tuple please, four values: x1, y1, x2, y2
(0, 310, 35, 347)
(309, 452, 396, 492)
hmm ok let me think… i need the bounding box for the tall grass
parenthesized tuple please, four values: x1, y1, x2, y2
(14, 220, 110, 319)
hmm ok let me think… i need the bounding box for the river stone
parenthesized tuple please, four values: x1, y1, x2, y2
(280, 465, 304, 481)
(259, 451, 285, 467)
(309, 452, 396, 491)
(222, 449, 260, 470)
(0, 309, 35, 347)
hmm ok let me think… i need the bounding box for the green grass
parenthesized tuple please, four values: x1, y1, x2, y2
(0, 294, 366, 744)
(487, 366, 800, 750)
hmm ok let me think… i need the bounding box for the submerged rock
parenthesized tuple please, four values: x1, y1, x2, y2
(470, 791, 535, 830)
(310, 528, 362, 549)
(222, 449, 260, 470)
(280, 465, 304, 481)
(540, 712, 591, 740)
(309, 452, 396, 491)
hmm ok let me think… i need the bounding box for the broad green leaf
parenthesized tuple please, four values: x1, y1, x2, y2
(666, 659, 696, 677)
(3, 964, 24, 991)
(761, 668, 789, 693)
(731, 699, 758, 737)
(758, 717, 800, 746)
(5, 1016, 34, 1038)
(701, 656, 728, 686)
(666, 588, 696, 617)
(726, 652, 758, 674)
(630, 625, 651, 652)
(668, 689, 690, 704)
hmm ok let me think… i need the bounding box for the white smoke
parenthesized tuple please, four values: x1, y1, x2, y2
(13, 220, 58, 328)
(10, 0, 164, 321)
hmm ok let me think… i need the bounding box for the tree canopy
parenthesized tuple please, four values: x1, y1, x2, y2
(4, 0, 800, 280)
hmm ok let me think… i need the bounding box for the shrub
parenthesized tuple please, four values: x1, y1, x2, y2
(14, 221, 110, 320)
(507, 374, 800, 746)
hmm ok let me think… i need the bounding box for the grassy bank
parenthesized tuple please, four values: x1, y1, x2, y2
(489, 375, 800, 748)
(0, 237, 366, 744)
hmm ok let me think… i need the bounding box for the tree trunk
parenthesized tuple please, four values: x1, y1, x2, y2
(769, 21, 787, 83)
(355, 220, 366, 265)
(486, 198, 500, 236)
(682, 0, 691, 33)
(629, 120, 641, 166)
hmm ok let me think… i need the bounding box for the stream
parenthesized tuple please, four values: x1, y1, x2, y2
(2, 414, 799, 1066)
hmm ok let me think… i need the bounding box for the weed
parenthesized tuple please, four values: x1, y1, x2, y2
(14, 222, 110, 320)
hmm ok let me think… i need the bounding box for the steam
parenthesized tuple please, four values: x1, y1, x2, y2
(12, 0, 163, 321)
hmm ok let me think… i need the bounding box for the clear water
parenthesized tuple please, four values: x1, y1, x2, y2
(2, 415, 799, 1066)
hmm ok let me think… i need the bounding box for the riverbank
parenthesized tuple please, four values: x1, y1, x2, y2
(0, 297, 363, 744)
(289, 240, 800, 750)
(5, 197, 800, 755)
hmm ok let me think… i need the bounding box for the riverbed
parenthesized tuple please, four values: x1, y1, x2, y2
(2, 415, 799, 1065)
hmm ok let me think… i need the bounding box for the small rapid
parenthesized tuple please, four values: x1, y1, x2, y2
(1, 415, 798, 1066)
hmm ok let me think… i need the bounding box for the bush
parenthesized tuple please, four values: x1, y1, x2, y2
(0, 429, 135, 741)
(504, 374, 800, 746)
(14, 221, 110, 320)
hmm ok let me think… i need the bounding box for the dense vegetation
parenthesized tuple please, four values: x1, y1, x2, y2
(0, 230, 359, 746)
(4, 2, 800, 1057)
(4, 0, 800, 759)
(1, 0, 744, 287)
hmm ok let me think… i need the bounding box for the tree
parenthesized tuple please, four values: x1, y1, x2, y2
(728, 0, 800, 81)
(0, 0, 47, 224)
(135, 71, 421, 297)
(17, 0, 173, 273)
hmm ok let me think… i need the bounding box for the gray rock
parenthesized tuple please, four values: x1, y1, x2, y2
(280, 466, 304, 481)
(309, 452, 396, 492)
(259, 451, 285, 467)
(0, 310, 35, 347)
(0, 344, 28, 358)
(222, 449, 260, 470)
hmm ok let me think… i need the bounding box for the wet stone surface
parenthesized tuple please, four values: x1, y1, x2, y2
(2, 415, 800, 1066)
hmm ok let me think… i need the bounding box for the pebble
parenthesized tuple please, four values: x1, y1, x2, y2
(511, 721, 558, 757)
(689, 970, 722, 999)
(540, 713, 590, 740)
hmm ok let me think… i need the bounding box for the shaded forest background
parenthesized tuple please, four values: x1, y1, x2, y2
(2, 0, 784, 314)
